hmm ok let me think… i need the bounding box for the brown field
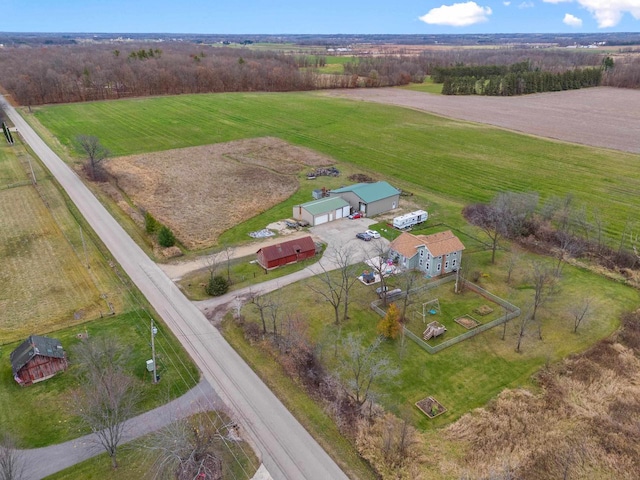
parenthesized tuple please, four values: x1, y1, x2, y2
(0, 187, 105, 342)
(104, 137, 334, 249)
(326, 86, 640, 153)
(434, 312, 640, 480)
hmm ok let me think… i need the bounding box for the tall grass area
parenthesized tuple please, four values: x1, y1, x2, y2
(29, 92, 640, 244)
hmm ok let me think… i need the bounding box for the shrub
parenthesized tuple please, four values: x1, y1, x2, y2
(157, 225, 176, 247)
(144, 211, 159, 234)
(206, 275, 229, 296)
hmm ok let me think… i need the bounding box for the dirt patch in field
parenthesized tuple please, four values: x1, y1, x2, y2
(104, 137, 335, 249)
(325, 87, 640, 153)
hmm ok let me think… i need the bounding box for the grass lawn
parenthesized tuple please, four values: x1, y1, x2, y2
(28, 91, 640, 244)
(0, 312, 199, 448)
(178, 247, 324, 301)
(45, 411, 259, 480)
(401, 76, 443, 94)
(236, 246, 639, 431)
(222, 318, 377, 480)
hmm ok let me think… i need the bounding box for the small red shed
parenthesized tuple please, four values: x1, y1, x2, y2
(10, 335, 68, 386)
(256, 236, 316, 270)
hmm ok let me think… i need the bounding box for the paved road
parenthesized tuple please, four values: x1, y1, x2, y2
(19, 378, 220, 479)
(1, 97, 348, 480)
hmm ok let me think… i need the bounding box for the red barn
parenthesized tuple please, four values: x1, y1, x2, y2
(10, 335, 68, 386)
(256, 236, 316, 270)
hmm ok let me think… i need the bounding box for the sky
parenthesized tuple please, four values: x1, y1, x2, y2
(3, 0, 640, 34)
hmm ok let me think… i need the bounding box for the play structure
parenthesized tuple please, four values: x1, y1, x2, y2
(423, 321, 446, 341)
(414, 298, 441, 324)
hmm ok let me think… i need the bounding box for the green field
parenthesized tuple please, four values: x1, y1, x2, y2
(30, 91, 640, 245)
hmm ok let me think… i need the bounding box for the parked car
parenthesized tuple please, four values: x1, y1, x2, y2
(365, 229, 381, 239)
(356, 232, 372, 241)
(348, 212, 362, 219)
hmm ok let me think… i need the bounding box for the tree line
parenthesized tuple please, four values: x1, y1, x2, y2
(436, 62, 603, 96)
(0, 43, 317, 105)
(2, 42, 639, 106)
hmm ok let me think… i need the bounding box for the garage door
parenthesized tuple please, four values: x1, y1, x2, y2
(315, 214, 328, 225)
(335, 208, 343, 219)
(342, 206, 350, 217)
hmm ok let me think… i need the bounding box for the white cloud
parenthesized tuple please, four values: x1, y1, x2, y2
(503, 1, 511, 5)
(419, 2, 492, 26)
(543, 0, 640, 28)
(518, 1, 534, 8)
(563, 13, 583, 25)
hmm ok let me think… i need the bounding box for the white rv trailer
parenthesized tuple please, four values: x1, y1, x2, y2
(392, 210, 428, 230)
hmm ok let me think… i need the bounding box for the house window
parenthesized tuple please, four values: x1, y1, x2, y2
(419, 258, 423, 266)
(427, 253, 431, 260)
(445, 261, 449, 269)
(452, 258, 457, 267)
(420, 249, 424, 257)
(426, 262, 430, 270)
(437, 263, 441, 271)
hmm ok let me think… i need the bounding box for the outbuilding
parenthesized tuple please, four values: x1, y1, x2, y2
(292, 197, 351, 227)
(256, 235, 317, 270)
(328, 181, 400, 217)
(10, 335, 68, 386)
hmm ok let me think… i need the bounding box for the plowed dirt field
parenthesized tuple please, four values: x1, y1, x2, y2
(326, 86, 640, 153)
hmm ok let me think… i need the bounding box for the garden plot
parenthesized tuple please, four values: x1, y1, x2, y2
(104, 137, 335, 249)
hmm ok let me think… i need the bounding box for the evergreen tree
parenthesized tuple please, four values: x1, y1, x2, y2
(157, 225, 176, 247)
(377, 303, 401, 339)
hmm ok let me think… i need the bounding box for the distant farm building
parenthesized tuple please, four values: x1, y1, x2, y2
(256, 236, 317, 270)
(328, 181, 400, 217)
(10, 335, 68, 386)
(293, 197, 351, 227)
(390, 230, 465, 277)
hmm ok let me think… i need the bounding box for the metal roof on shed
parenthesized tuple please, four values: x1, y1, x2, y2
(297, 196, 350, 216)
(10, 335, 65, 375)
(330, 181, 400, 203)
(256, 236, 316, 262)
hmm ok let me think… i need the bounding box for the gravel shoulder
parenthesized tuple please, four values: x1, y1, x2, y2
(324, 86, 640, 154)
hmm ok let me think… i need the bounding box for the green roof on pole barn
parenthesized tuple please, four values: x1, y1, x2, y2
(297, 196, 350, 216)
(330, 181, 400, 203)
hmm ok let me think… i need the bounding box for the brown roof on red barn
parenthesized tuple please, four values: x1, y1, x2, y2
(256, 236, 316, 262)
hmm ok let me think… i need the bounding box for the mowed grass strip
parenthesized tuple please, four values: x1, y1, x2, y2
(31, 92, 640, 241)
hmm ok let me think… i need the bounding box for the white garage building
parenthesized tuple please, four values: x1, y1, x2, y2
(293, 197, 351, 227)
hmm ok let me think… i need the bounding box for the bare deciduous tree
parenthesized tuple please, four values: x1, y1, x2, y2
(75, 135, 110, 180)
(250, 292, 272, 335)
(308, 260, 346, 325)
(145, 414, 236, 480)
(0, 432, 24, 480)
(340, 334, 398, 411)
(71, 336, 140, 469)
(570, 297, 591, 333)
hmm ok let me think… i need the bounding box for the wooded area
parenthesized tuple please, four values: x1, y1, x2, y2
(1, 42, 639, 106)
(0, 44, 317, 105)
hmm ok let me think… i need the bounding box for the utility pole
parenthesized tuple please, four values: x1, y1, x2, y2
(151, 319, 158, 384)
